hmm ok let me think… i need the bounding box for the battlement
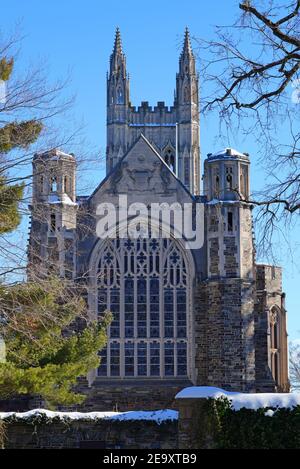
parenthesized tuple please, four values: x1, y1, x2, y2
(130, 101, 176, 115)
(128, 101, 177, 127)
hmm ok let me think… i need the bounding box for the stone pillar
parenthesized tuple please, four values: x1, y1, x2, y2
(177, 398, 218, 449)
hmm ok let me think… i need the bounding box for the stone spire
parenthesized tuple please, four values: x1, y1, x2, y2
(113, 27, 123, 55)
(178, 27, 196, 76)
(109, 27, 126, 78)
(182, 27, 193, 57)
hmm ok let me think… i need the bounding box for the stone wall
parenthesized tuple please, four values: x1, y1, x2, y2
(3, 419, 177, 449)
(194, 279, 256, 392)
(74, 380, 191, 412)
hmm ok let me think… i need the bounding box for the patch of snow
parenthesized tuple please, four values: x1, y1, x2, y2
(0, 409, 178, 425)
(207, 199, 244, 206)
(265, 410, 275, 417)
(48, 194, 77, 206)
(175, 387, 300, 411)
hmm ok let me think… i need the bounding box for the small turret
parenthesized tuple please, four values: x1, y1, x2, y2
(204, 148, 253, 280)
(33, 149, 76, 206)
(203, 148, 250, 202)
(29, 149, 77, 278)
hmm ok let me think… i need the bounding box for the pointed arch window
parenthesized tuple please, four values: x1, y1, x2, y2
(226, 167, 233, 190)
(50, 213, 56, 233)
(39, 175, 44, 194)
(270, 307, 281, 386)
(64, 175, 71, 194)
(184, 86, 190, 103)
(117, 86, 124, 104)
(50, 175, 57, 193)
(240, 164, 248, 197)
(96, 237, 190, 379)
(163, 147, 176, 173)
(213, 167, 220, 196)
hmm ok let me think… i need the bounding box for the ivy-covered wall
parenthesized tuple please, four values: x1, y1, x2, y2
(178, 398, 300, 449)
(1, 414, 178, 449)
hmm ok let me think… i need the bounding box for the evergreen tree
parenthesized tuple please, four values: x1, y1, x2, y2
(0, 57, 43, 235)
(0, 278, 111, 406)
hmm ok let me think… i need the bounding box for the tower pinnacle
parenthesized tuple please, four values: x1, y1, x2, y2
(113, 27, 123, 55)
(178, 27, 196, 77)
(109, 27, 127, 78)
(182, 27, 192, 57)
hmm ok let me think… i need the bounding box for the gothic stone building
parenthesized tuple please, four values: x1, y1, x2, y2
(28, 29, 289, 411)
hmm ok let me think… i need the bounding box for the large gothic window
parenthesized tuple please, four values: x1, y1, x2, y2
(97, 237, 189, 379)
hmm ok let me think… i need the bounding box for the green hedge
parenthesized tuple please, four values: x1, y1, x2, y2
(204, 398, 300, 449)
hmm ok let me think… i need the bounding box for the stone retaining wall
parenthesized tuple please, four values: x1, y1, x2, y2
(2, 419, 178, 449)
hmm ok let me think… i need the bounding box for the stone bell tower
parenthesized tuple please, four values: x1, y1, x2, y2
(198, 148, 256, 391)
(28, 149, 77, 279)
(105, 28, 200, 195)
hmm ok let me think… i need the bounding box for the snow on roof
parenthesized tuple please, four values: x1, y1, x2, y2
(0, 409, 178, 425)
(175, 387, 300, 411)
(34, 149, 75, 161)
(208, 148, 248, 159)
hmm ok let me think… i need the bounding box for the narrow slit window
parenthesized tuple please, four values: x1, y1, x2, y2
(226, 167, 233, 190)
(64, 176, 68, 193)
(40, 175, 44, 193)
(228, 212, 233, 232)
(50, 213, 56, 232)
(50, 176, 57, 193)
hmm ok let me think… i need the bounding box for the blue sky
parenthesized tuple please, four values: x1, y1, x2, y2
(1, 0, 299, 341)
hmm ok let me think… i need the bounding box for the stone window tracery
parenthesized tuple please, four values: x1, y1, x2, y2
(97, 237, 190, 378)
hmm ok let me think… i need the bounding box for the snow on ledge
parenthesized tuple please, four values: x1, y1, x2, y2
(175, 387, 300, 411)
(0, 409, 178, 425)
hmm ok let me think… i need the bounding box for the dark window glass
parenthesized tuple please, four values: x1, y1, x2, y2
(98, 346, 107, 377)
(110, 343, 120, 376)
(228, 212, 233, 232)
(50, 213, 56, 232)
(150, 343, 160, 376)
(177, 343, 187, 376)
(125, 343, 135, 377)
(137, 343, 147, 376)
(164, 343, 174, 376)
